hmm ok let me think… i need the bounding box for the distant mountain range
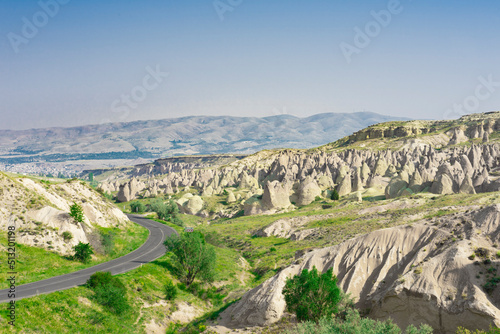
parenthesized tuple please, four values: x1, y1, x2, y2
(0, 113, 408, 172)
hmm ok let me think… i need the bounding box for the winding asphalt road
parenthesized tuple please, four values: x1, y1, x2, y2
(0, 214, 178, 303)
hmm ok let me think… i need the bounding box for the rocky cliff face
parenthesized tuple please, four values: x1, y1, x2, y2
(128, 155, 247, 177)
(345, 112, 500, 147)
(0, 173, 129, 255)
(218, 204, 500, 333)
(111, 142, 500, 218)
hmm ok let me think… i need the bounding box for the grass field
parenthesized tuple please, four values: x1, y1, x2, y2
(0, 242, 244, 333)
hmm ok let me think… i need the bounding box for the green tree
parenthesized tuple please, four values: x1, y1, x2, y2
(130, 201, 147, 213)
(164, 231, 216, 287)
(73, 242, 94, 263)
(69, 202, 84, 223)
(331, 188, 340, 201)
(282, 266, 341, 322)
(151, 199, 183, 226)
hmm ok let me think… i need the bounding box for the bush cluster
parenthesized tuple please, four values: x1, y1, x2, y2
(130, 201, 146, 213)
(151, 199, 183, 226)
(73, 242, 94, 263)
(286, 308, 433, 334)
(87, 271, 129, 315)
(283, 267, 433, 334)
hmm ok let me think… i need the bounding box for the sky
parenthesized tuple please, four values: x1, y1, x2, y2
(1, 0, 500, 130)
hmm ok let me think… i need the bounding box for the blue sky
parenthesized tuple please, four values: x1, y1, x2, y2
(1, 0, 500, 130)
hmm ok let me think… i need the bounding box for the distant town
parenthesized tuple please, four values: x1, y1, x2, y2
(0, 162, 80, 178)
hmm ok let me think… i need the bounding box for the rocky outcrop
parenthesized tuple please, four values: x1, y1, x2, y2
(294, 177, 321, 206)
(177, 194, 205, 216)
(336, 173, 352, 196)
(117, 178, 146, 202)
(243, 197, 263, 216)
(261, 181, 292, 212)
(0, 173, 129, 255)
(385, 177, 409, 199)
(253, 215, 327, 239)
(219, 205, 500, 333)
(113, 141, 500, 212)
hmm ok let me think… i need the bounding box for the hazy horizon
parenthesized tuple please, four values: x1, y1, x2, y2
(2, 1, 500, 130)
(0, 111, 412, 132)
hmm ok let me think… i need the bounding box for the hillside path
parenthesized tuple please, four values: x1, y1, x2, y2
(0, 214, 177, 303)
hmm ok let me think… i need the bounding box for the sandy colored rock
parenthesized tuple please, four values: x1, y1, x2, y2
(219, 205, 500, 332)
(261, 181, 291, 211)
(295, 177, 321, 206)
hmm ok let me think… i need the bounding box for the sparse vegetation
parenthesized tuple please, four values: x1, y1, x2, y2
(100, 229, 116, 255)
(456, 326, 500, 334)
(62, 231, 73, 242)
(483, 277, 500, 294)
(286, 309, 433, 334)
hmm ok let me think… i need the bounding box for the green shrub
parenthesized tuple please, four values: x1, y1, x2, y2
(484, 277, 500, 294)
(73, 242, 94, 263)
(164, 279, 178, 301)
(282, 266, 341, 322)
(69, 203, 84, 223)
(62, 231, 73, 241)
(150, 199, 183, 226)
(86, 271, 125, 291)
(130, 201, 146, 213)
(331, 189, 340, 201)
(103, 191, 114, 201)
(87, 271, 129, 315)
(286, 308, 433, 334)
(93, 284, 129, 314)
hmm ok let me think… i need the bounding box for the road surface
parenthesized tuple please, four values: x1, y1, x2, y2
(0, 214, 177, 303)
